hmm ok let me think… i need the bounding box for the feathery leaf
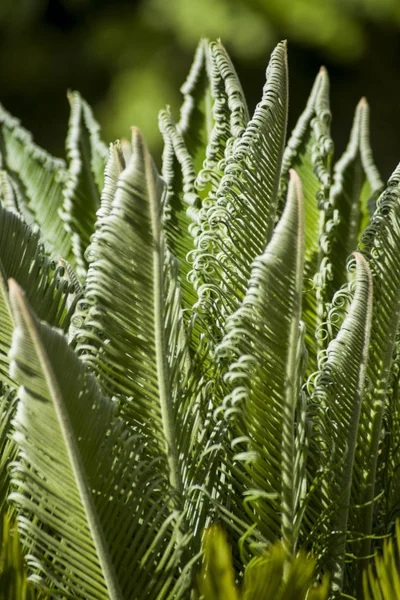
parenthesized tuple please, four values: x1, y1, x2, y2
(308, 253, 373, 592)
(191, 40, 288, 344)
(279, 67, 333, 374)
(9, 280, 184, 599)
(0, 104, 72, 264)
(60, 91, 108, 280)
(217, 170, 304, 550)
(328, 98, 383, 294)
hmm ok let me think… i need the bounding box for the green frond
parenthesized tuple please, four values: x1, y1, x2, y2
(67, 141, 125, 344)
(8, 280, 186, 599)
(159, 108, 201, 320)
(0, 387, 18, 518)
(178, 38, 212, 174)
(217, 170, 304, 550)
(75, 127, 183, 495)
(349, 162, 400, 580)
(0, 205, 77, 386)
(74, 128, 225, 547)
(191, 40, 288, 343)
(160, 38, 250, 321)
(96, 140, 126, 226)
(0, 104, 73, 264)
(60, 91, 108, 280)
(209, 40, 249, 141)
(328, 98, 383, 293)
(0, 169, 21, 214)
(194, 39, 249, 200)
(279, 67, 333, 374)
(308, 253, 373, 592)
(379, 325, 400, 540)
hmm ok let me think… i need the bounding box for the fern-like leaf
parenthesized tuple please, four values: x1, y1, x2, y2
(217, 170, 304, 551)
(9, 280, 185, 599)
(61, 91, 108, 280)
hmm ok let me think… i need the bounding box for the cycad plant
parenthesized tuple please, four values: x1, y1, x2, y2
(1, 38, 400, 599)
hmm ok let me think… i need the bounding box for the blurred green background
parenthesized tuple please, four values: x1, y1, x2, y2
(1, 0, 400, 178)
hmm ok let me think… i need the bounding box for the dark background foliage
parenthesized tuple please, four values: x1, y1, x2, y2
(1, 0, 399, 178)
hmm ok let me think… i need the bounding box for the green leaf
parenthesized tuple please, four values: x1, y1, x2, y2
(217, 170, 304, 550)
(74, 128, 225, 553)
(349, 162, 400, 584)
(191, 40, 288, 342)
(0, 205, 77, 536)
(193, 39, 249, 200)
(160, 39, 250, 324)
(0, 170, 21, 214)
(8, 280, 184, 599)
(308, 253, 373, 592)
(95, 140, 126, 226)
(177, 38, 213, 175)
(328, 98, 383, 293)
(0, 104, 73, 264)
(75, 128, 183, 495)
(279, 67, 333, 374)
(159, 108, 201, 320)
(60, 91, 108, 280)
(379, 328, 400, 542)
(0, 206, 77, 386)
(0, 387, 18, 517)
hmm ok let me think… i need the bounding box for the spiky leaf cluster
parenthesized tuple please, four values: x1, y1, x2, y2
(0, 39, 399, 600)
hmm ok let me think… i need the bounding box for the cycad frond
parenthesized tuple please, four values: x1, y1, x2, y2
(60, 91, 108, 280)
(279, 67, 333, 374)
(0, 388, 18, 518)
(0, 104, 72, 264)
(307, 253, 373, 591)
(194, 40, 249, 201)
(350, 163, 400, 574)
(329, 98, 383, 294)
(191, 40, 288, 343)
(0, 512, 43, 600)
(159, 38, 249, 327)
(159, 108, 201, 322)
(217, 170, 304, 550)
(178, 38, 212, 174)
(8, 280, 185, 599)
(74, 128, 183, 491)
(0, 206, 77, 385)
